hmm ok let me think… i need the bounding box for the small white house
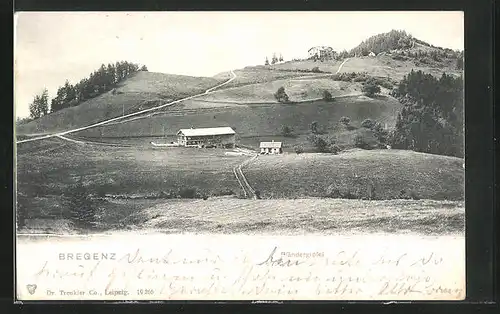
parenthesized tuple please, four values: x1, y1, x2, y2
(368, 51, 376, 57)
(260, 141, 283, 154)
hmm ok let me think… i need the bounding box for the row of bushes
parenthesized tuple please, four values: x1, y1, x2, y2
(331, 72, 394, 89)
(267, 67, 326, 74)
(98, 188, 236, 200)
(331, 71, 370, 82)
(325, 185, 420, 200)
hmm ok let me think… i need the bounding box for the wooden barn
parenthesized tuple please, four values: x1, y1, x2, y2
(260, 140, 283, 154)
(176, 127, 236, 148)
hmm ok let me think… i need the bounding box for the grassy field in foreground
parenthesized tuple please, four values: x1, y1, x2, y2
(16, 139, 248, 222)
(243, 149, 464, 200)
(19, 197, 464, 236)
(16, 72, 223, 135)
(128, 198, 464, 235)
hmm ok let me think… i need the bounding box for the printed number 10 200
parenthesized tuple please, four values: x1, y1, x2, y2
(137, 289, 154, 295)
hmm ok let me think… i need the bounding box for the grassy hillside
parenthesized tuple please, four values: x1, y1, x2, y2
(213, 66, 321, 89)
(17, 138, 464, 234)
(243, 149, 464, 200)
(268, 59, 343, 73)
(337, 55, 460, 81)
(74, 95, 402, 146)
(16, 72, 224, 136)
(197, 77, 362, 103)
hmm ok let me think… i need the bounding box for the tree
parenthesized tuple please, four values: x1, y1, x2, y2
(39, 88, 49, 115)
(274, 86, 289, 103)
(362, 81, 381, 97)
(307, 134, 329, 153)
(322, 90, 333, 101)
(390, 70, 464, 157)
(339, 116, 351, 126)
(29, 90, 48, 120)
(271, 53, 278, 65)
(279, 53, 283, 62)
(140, 65, 148, 71)
(265, 57, 269, 66)
(312, 66, 321, 73)
(62, 81, 77, 106)
(281, 124, 293, 137)
(456, 57, 464, 70)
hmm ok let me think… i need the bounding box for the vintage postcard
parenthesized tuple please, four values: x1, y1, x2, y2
(14, 11, 465, 301)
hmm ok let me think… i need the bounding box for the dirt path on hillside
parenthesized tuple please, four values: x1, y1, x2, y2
(336, 58, 350, 74)
(233, 154, 259, 198)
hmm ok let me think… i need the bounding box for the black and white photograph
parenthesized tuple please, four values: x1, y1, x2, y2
(14, 11, 465, 300)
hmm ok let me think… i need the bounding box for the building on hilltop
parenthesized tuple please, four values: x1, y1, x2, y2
(308, 46, 336, 60)
(176, 127, 236, 148)
(260, 140, 283, 154)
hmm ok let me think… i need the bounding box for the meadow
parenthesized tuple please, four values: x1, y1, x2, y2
(16, 138, 248, 230)
(126, 197, 464, 236)
(242, 149, 464, 200)
(197, 77, 363, 103)
(213, 67, 323, 89)
(73, 96, 402, 145)
(16, 71, 224, 135)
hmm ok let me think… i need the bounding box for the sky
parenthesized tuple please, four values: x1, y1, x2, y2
(14, 11, 464, 118)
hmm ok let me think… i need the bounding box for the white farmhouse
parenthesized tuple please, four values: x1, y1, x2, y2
(260, 141, 283, 154)
(176, 127, 236, 148)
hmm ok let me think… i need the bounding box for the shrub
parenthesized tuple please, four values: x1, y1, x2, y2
(339, 116, 351, 126)
(361, 81, 381, 97)
(328, 144, 341, 154)
(354, 134, 368, 149)
(341, 190, 358, 199)
(311, 66, 321, 73)
(353, 73, 369, 82)
(372, 122, 389, 144)
(366, 182, 376, 200)
(294, 145, 304, 154)
(65, 178, 99, 229)
(361, 118, 376, 129)
(254, 190, 261, 199)
(281, 124, 294, 137)
(178, 187, 198, 198)
(325, 185, 341, 198)
(408, 190, 420, 200)
(212, 189, 235, 197)
(307, 134, 329, 153)
(274, 86, 289, 103)
(322, 90, 333, 101)
(310, 121, 319, 134)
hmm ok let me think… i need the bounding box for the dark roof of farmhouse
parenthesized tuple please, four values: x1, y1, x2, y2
(177, 127, 236, 137)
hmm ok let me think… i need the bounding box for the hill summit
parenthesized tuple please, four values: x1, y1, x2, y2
(349, 29, 462, 57)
